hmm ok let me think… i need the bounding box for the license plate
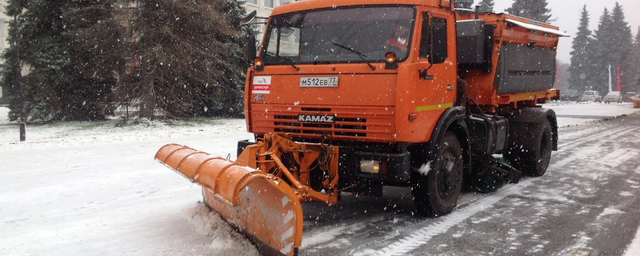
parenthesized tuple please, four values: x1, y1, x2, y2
(300, 77, 339, 87)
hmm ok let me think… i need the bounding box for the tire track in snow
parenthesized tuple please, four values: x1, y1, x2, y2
(597, 148, 639, 169)
(552, 126, 639, 168)
(557, 126, 636, 150)
(351, 122, 639, 255)
(352, 179, 535, 256)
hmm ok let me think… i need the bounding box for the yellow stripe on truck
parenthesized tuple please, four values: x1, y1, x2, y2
(415, 103, 454, 112)
(510, 92, 550, 101)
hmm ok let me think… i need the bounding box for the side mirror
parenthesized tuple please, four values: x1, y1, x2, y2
(245, 28, 257, 67)
(280, 27, 295, 37)
(240, 10, 257, 26)
(421, 12, 435, 64)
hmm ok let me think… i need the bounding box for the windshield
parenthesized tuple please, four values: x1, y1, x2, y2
(261, 6, 416, 65)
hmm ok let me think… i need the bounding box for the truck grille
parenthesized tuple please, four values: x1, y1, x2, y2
(274, 115, 367, 137)
(250, 105, 395, 142)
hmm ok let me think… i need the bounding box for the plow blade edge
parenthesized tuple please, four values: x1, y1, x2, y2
(155, 144, 303, 256)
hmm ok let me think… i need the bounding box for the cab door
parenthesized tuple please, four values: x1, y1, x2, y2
(397, 10, 458, 142)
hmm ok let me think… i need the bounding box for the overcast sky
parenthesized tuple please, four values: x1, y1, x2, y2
(491, 0, 640, 63)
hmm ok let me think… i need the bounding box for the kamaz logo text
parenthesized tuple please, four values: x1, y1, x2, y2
(298, 114, 335, 123)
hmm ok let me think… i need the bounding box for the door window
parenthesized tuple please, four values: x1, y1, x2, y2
(419, 13, 448, 63)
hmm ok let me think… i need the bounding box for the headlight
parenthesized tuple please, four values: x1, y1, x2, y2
(360, 160, 381, 174)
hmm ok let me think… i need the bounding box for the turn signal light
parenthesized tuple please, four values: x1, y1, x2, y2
(385, 52, 397, 63)
(254, 57, 264, 71)
(385, 52, 398, 70)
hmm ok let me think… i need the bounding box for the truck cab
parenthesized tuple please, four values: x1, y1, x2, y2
(247, 0, 460, 143)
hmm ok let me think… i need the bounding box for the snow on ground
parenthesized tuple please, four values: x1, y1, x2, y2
(1, 102, 639, 255)
(0, 106, 9, 124)
(0, 107, 256, 256)
(543, 101, 639, 127)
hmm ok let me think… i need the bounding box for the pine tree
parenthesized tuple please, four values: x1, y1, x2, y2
(568, 5, 594, 95)
(62, 0, 124, 120)
(454, 0, 475, 9)
(591, 4, 634, 95)
(129, 0, 246, 119)
(1, 0, 122, 122)
(478, 0, 495, 13)
(0, 0, 27, 121)
(632, 28, 640, 93)
(6, 1, 70, 122)
(216, 0, 247, 116)
(592, 8, 614, 96)
(505, 0, 552, 22)
(608, 3, 634, 93)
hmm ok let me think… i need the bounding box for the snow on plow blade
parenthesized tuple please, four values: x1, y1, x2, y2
(155, 144, 303, 256)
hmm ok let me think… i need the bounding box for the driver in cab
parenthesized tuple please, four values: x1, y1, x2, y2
(384, 23, 410, 53)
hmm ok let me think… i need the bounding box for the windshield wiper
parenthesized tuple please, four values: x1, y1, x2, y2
(281, 58, 300, 71)
(264, 52, 300, 71)
(331, 42, 376, 71)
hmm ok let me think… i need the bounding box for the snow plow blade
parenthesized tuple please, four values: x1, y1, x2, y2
(155, 144, 303, 256)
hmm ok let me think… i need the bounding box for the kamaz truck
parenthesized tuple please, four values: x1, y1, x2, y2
(155, 0, 567, 255)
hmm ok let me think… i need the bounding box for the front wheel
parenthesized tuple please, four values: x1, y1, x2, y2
(411, 132, 464, 217)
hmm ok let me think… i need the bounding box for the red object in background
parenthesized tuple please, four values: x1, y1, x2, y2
(617, 65, 622, 92)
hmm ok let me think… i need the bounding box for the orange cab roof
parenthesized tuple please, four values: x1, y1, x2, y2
(272, 0, 451, 16)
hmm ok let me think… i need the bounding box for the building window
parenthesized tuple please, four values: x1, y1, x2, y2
(247, 0, 257, 4)
(265, 0, 274, 8)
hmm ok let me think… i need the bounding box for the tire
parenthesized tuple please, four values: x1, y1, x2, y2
(411, 132, 464, 217)
(504, 118, 553, 177)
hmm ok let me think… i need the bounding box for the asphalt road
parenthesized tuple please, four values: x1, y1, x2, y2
(299, 113, 640, 256)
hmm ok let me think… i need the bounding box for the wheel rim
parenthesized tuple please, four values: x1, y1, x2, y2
(437, 150, 461, 198)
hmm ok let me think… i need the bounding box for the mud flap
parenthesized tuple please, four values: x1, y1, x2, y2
(155, 144, 303, 256)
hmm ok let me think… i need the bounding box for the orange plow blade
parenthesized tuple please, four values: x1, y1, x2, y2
(155, 144, 304, 256)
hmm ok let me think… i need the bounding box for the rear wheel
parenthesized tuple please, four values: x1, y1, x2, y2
(504, 119, 552, 177)
(411, 132, 464, 217)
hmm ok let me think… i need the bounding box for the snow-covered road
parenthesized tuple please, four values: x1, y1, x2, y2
(301, 111, 640, 256)
(1, 102, 639, 255)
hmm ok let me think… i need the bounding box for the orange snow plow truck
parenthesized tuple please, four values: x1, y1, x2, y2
(155, 0, 567, 255)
